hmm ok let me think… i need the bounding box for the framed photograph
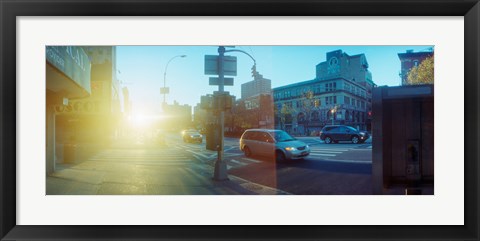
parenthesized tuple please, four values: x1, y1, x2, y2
(1, 0, 478, 240)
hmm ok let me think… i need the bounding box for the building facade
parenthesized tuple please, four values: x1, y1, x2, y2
(46, 46, 92, 174)
(51, 46, 123, 173)
(398, 49, 434, 85)
(273, 50, 375, 135)
(241, 74, 271, 99)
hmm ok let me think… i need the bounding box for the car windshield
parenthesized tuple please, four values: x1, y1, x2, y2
(272, 131, 296, 142)
(346, 126, 357, 131)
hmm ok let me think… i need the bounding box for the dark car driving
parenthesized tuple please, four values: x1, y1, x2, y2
(182, 130, 203, 143)
(319, 125, 369, 144)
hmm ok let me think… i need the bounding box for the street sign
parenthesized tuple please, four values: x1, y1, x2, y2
(204, 55, 237, 76)
(209, 77, 234, 86)
(160, 87, 169, 94)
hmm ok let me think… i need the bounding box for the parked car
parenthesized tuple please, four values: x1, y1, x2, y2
(239, 129, 310, 162)
(183, 130, 203, 143)
(319, 125, 369, 144)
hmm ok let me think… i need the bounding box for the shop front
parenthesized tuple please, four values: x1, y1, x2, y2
(46, 46, 91, 175)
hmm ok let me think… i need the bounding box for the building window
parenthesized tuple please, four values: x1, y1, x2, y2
(333, 96, 337, 104)
(344, 96, 350, 105)
(333, 82, 337, 90)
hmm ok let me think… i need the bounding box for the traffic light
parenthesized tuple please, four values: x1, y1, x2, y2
(212, 92, 233, 111)
(200, 95, 213, 110)
(251, 64, 257, 78)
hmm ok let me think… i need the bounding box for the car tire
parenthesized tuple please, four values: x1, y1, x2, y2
(351, 136, 360, 144)
(324, 136, 332, 144)
(244, 146, 252, 157)
(275, 150, 286, 163)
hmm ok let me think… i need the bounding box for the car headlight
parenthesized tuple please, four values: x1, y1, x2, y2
(285, 147, 297, 151)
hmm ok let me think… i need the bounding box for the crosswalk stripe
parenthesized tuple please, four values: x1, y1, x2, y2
(92, 154, 188, 157)
(318, 159, 371, 164)
(186, 150, 209, 158)
(243, 157, 262, 163)
(309, 153, 336, 157)
(230, 159, 247, 166)
(310, 150, 342, 154)
(311, 148, 351, 151)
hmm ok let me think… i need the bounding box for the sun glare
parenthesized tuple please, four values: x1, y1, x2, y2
(129, 113, 164, 130)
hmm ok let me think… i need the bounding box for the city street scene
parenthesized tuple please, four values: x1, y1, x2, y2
(46, 46, 434, 195)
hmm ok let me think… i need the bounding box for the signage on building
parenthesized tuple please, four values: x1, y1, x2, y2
(55, 100, 104, 114)
(46, 46, 91, 94)
(55, 81, 109, 115)
(204, 55, 237, 76)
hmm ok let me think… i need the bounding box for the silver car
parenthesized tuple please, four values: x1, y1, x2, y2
(239, 129, 310, 162)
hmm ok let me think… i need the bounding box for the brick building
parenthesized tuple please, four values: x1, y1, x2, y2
(273, 50, 375, 135)
(398, 49, 434, 85)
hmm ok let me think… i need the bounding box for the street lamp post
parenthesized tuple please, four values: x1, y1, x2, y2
(162, 55, 186, 105)
(213, 46, 227, 180)
(213, 46, 256, 181)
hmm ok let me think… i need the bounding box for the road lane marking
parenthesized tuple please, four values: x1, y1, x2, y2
(309, 153, 336, 157)
(243, 157, 262, 163)
(317, 159, 372, 164)
(309, 150, 343, 154)
(230, 159, 247, 166)
(311, 148, 351, 151)
(229, 175, 292, 195)
(186, 150, 209, 159)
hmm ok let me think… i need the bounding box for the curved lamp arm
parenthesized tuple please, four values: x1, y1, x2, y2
(163, 55, 186, 103)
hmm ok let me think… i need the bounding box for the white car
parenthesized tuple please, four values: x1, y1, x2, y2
(239, 129, 310, 162)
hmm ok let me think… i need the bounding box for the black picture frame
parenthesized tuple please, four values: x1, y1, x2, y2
(1, 0, 479, 240)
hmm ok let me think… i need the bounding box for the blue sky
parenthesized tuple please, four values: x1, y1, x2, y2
(116, 45, 433, 115)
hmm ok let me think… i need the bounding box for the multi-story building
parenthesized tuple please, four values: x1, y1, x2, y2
(241, 74, 271, 99)
(46, 46, 92, 174)
(55, 46, 122, 143)
(273, 50, 375, 135)
(229, 93, 274, 133)
(398, 49, 434, 85)
(163, 101, 192, 130)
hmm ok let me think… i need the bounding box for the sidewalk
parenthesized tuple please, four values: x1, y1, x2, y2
(46, 143, 289, 195)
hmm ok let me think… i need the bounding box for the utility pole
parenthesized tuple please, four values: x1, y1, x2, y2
(208, 46, 256, 181)
(213, 46, 228, 181)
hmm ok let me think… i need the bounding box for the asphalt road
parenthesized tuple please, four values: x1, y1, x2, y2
(170, 134, 373, 195)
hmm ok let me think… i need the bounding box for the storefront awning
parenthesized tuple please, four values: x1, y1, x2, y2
(46, 46, 91, 99)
